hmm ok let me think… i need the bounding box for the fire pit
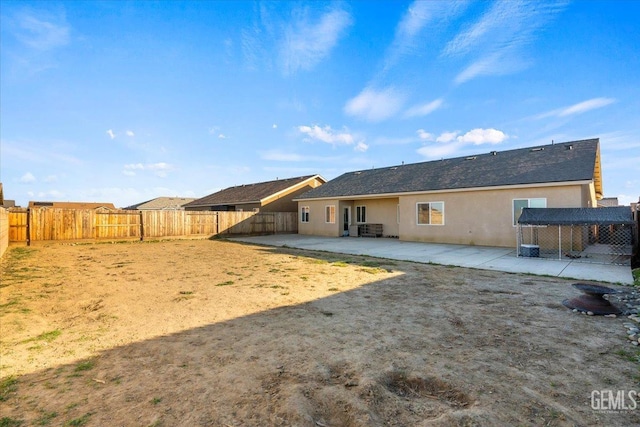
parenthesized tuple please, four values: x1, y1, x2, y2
(562, 283, 621, 315)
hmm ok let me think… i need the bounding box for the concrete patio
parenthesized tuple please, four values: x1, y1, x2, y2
(230, 234, 634, 285)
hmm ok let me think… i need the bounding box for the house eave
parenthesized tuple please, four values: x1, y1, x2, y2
(259, 174, 327, 204)
(294, 180, 594, 202)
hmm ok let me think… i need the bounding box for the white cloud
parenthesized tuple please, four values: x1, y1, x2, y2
(354, 141, 369, 152)
(12, 10, 70, 51)
(446, 1, 567, 84)
(457, 128, 507, 145)
(383, 1, 468, 72)
(416, 129, 434, 140)
(43, 175, 57, 182)
(558, 98, 616, 117)
(122, 170, 136, 177)
(19, 172, 36, 183)
(436, 131, 459, 143)
(298, 125, 355, 145)
(535, 97, 616, 119)
(281, 7, 352, 75)
(106, 129, 115, 139)
(404, 98, 443, 118)
(344, 87, 406, 122)
(126, 130, 135, 137)
(272, 124, 278, 129)
(218, 134, 227, 139)
(418, 128, 508, 158)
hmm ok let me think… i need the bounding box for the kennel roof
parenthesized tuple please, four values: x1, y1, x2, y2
(518, 207, 634, 226)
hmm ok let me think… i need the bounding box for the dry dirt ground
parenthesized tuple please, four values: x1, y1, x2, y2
(0, 238, 638, 427)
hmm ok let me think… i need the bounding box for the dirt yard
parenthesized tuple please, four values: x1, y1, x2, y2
(0, 238, 638, 426)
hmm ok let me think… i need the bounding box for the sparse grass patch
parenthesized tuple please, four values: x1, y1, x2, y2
(357, 267, 387, 274)
(22, 330, 61, 344)
(0, 417, 24, 427)
(215, 281, 234, 287)
(74, 359, 96, 372)
(327, 287, 340, 291)
(0, 376, 18, 401)
(633, 268, 640, 287)
(151, 397, 162, 405)
(64, 413, 92, 427)
(35, 411, 58, 425)
(331, 261, 349, 267)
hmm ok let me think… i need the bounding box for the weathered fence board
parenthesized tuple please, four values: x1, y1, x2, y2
(7, 209, 297, 243)
(0, 208, 8, 258)
(8, 209, 27, 242)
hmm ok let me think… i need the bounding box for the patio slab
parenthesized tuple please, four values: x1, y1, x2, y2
(230, 234, 634, 285)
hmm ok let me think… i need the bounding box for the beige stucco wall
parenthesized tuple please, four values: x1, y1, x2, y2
(399, 184, 588, 247)
(298, 198, 400, 237)
(297, 199, 341, 236)
(299, 183, 591, 247)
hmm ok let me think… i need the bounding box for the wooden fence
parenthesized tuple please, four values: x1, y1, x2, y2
(7, 208, 297, 244)
(0, 208, 8, 258)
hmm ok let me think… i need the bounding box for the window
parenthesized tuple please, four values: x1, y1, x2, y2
(416, 202, 444, 225)
(356, 205, 366, 223)
(301, 206, 310, 223)
(325, 205, 335, 223)
(513, 198, 546, 226)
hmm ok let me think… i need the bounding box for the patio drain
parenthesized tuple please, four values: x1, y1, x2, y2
(562, 283, 622, 315)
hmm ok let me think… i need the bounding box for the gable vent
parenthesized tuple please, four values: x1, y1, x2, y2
(530, 147, 544, 152)
(565, 144, 574, 150)
(354, 171, 362, 175)
(490, 151, 497, 156)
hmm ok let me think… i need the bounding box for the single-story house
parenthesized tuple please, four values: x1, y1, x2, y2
(28, 201, 117, 210)
(184, 175, 326, 212)
(124, 197, 196, 210)
(295, 138, 603, 248)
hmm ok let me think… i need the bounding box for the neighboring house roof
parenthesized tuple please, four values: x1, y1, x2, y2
(297, 139, 601, 200)
(125, 197, 196, 210)
(185, 175, 326, 208)
(28, 201, 117, 209)
(597, 197, 619, 207)
(518, 207, 634, 225)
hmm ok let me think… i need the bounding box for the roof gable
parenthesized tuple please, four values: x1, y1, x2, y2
(185, 175, 325, 208)
(125, 197, 196, 210)
(298, 139, 600, 200)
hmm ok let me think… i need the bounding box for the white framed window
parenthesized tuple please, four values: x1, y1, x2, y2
(325, 205, 336, 223)
(301, 206, 310, 223)
(416, 202, 444, 225)
(356, 205, 367, 223)
(513, 198, 546, 226)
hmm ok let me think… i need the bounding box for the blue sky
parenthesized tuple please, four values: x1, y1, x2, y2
(1, 0, 638, 208)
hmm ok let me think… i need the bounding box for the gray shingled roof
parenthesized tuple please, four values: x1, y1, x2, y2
(518, 206, 634, 225)
(125, 197, 196, 210)
(185, 175, 319, 208)
(297, 139, 599, 200)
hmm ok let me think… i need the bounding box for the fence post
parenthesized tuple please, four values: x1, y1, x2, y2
(140, 211, 144, 241)
(26, 208, 31, 247)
